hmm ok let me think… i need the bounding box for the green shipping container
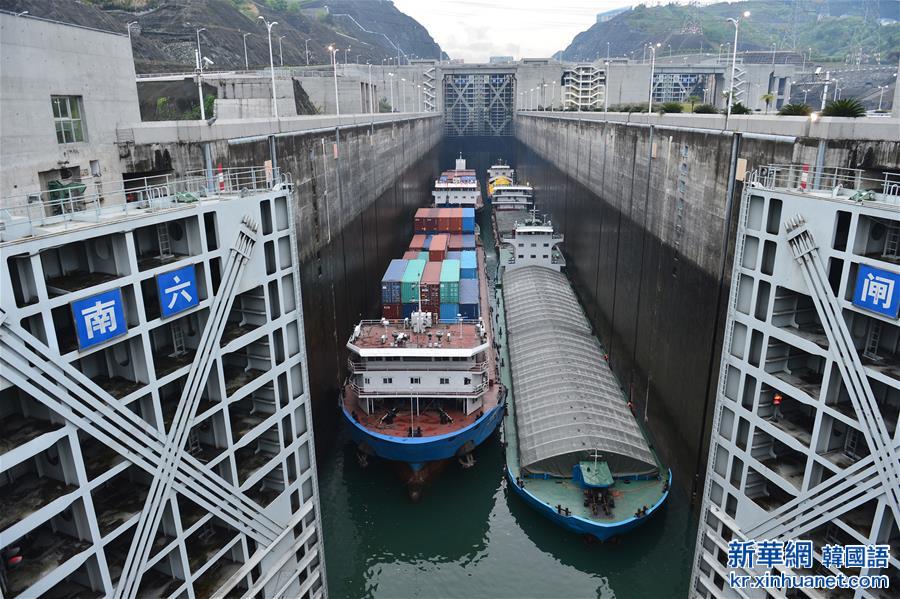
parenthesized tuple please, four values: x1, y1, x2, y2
(401, 259, 427, 304)
(418, 251, 429, 261)
(439, 259, 460, 304)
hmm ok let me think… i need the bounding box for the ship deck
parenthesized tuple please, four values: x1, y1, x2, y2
(493, 244, 668, 530)
(343, 244, 501, 439)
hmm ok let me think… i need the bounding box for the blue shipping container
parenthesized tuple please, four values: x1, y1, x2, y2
(462, 208, 475, 233)
(402, 303, 418, 319)
(459, 303, 479, 319)
(460, 251, 477, 279)
(461, 234, 475, 249)
(381, 259, 408, 304)
(424, 234, 433, 250)
(447, 251, 462, 261)
(459, 278, 479, 304)
(440, 303, 460, 322)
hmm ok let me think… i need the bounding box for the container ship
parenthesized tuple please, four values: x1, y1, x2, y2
(433, 154, 483, 210)
(489, 166, 671, 541)
(340, 170, 504, 498)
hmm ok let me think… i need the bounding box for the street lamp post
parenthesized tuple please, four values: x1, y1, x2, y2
(388, 72, 395, 112)
(417, 84, 422, 112)
(344, 46, 350, 64)
(127, 21, 139, 44)
(648, 43, 660, 113)
(258, 17, 279, 119)
(356, 54, 361, 64)
(328, 45, 341, 117)
(368, 63, 374, 113)
(242, 32, 251, 69)
(305, 39, 310, 65)
(278, 35, 285, 67)
(400, 78, 407, 112)
(726, 11, 751, 121)
(606, 41, 610, 63)
(771, 42, 776, 65)
(878, 85, 888, 110)
(195, 27, 207, 120)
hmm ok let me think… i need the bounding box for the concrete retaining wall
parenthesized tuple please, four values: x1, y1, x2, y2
(514, 112, 900, 500)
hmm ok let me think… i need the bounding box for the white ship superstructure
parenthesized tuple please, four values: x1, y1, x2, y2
(491, 185, 534, 211)
(433, 156, 482, 209)
(502, 211, 565, 272)
(0, 167, 326, 598)
(691, 164, 900, 597)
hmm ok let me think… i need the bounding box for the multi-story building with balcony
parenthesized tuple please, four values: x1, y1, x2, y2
(563, 64, 606, 111)
(0, 168, 327, 598)
(692, 164, 900, 598)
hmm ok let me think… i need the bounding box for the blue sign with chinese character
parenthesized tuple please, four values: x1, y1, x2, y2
(157, 264, 199, 318)
(71, 288, 128, 351)
(852, 264, 900, 318)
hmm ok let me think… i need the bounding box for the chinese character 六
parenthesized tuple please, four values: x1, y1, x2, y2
(861, 273, 894, 309)
(81, 299, 118, 339)
(727, 540, 756, 569)
(864, 545, 889, 569)
(164, 275, 193, 310)
(821, 544, 843, 568)
(784, 540, 813, 569)
(756, 540, 784, 568)
(844, 544, 866, 568)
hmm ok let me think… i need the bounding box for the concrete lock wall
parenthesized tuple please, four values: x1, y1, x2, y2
(120, 114, 443, 450)
(513, 111, 900, 500)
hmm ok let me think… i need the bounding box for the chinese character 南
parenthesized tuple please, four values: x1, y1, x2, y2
(861, 272, 895, 309)
(164, 275, 193, 310)
(81, 298, 118, 339)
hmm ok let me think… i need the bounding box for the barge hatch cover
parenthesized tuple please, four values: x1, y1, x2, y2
(502, 266, 657, 478)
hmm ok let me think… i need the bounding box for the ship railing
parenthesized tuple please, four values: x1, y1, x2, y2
(0, 166, 289, 235)
(748, 164, 900, 203)
(348, 357, 488, 374)
(348, 381, 487, 398)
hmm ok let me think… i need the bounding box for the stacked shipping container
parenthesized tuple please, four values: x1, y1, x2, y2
(413, 207, 476, 234)
(381, 259, 407, 319)
(401, 259, 427, 318)
(439, 260, 460, 322)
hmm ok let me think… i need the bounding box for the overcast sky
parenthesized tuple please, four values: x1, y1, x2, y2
(391, 0, 641, 62)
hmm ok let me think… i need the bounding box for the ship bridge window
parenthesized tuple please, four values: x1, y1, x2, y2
(440, 378, 450, 385)
(543, 243, 549, 247)
(382, 377, 392, 384)
(410, 377, 421, 384)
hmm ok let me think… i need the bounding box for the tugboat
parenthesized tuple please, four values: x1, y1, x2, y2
(340, 162, 504, 499)
(492, 201, 671, 540)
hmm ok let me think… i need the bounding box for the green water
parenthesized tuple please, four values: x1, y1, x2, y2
(319, 207, 696, 598)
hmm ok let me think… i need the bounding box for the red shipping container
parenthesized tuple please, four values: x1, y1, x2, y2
(409, 234, 427, 250)
(420, 262, 442, 306)
(438, 208, 451, 232)
(452, 207, 463, 233)
(449, 234, 463, 251)
(429, 234, 449, 261)
(382, 303, 402, 320)
(402, 250, 419, 260)
(423, 207, 438, 232)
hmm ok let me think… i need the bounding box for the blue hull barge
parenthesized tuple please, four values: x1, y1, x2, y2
(493, 211, 670, 541)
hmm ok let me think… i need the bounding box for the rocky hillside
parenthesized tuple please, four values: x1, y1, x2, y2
(0, 0, 445, 73)
(560, 0, 900, 64)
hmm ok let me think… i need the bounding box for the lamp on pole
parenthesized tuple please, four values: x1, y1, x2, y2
(356, 54, 361, 64)
(194, 27, 207, 120)
(725, 11, 751, 121)
(388, 72, 395, 112)
(278, 35, 285, 67)
(327, 45, 341, 117)
(258, 17, 279, 119)
(400, 78, 407, 112)
(344, 46, 351, 64)
(368, 63, 374, 113)
(771, 42, 777, 65)
(648, 42, 661, 113)
(304, 39, 310, 65)
(878, 85, 888, 110)
(242, 32, 251, 69)
(417, 84, 422, 112)
(127, 21, 139, 44)
(606, 41, 610, 63)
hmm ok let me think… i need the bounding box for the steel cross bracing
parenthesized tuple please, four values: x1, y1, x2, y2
(745, 214, 900, 540)
(115, 215, 262, 597)
(485, 75, 513, 136)
(444, 75, 475, 136)
(0, 315, 283, 542)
